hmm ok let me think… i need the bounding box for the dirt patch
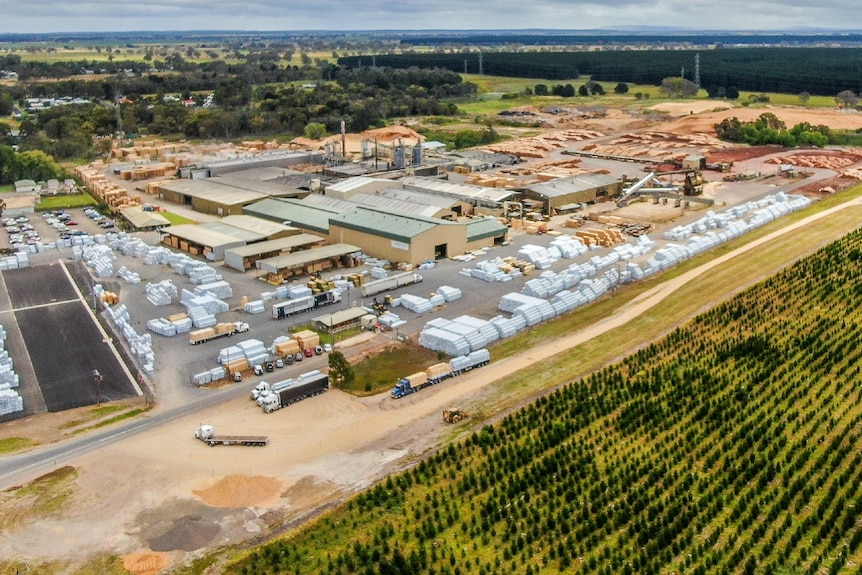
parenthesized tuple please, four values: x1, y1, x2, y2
(649, 101, 735, 116)
(707, 146, 784, 163)
(122, 552, 169, 575)
(147, 516, 221, 552)
(193, 474, 282, 508)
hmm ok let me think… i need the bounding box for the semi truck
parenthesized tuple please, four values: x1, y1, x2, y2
(194, 424, 269, 446)
(189, 321, 249, 345)
(391, 349, 490, 399)
(390, 362, 454, 398)
(257, 371, 330, 413)
(360, 272, 423, 298)
(272, 290, 341, 319)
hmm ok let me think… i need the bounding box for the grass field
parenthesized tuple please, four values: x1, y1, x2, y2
(159, 211, 195, 225)
(34, 194, 96, 211)
(343, 344, 442, 396)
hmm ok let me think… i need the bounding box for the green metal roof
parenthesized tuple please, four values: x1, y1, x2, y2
(465, 217, 508, 242)
(243, 197, 339, 235)
(328, 207, 442, 243)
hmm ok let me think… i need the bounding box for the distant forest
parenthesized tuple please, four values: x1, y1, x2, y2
(339, 48, 862, 96)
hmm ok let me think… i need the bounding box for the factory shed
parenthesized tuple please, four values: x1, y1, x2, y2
(223, 233, 325, 271)
(119, 206, 171, 230)
(156, 179, 268, 216)
(160, 225, 247, 260)
(323, 176, 397, 200)
(522, 173, 623, 214)
(202, 150, 322, 176)
(255, 243, 361, 283)
(328, 207, 507, 265)
(243, 197, 341, 237)
(400, 175, 514, 210)
(218, 214, 299, 241)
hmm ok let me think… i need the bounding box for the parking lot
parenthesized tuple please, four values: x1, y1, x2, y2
(1, 207, 116, 252)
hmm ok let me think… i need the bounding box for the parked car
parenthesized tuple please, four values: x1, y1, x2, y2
(275, 358, 284, 368)
(304, 348, 314, 357)
(323, 343, 333, 353)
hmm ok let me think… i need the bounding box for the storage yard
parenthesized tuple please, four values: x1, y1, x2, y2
(2, 102, 862, 573)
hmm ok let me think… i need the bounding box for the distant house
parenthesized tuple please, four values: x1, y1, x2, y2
(14, 179, 40, 193)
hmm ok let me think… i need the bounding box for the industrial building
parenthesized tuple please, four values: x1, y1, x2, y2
(400, 175, 515, 211)
(255, 243, 362, 284)
(328, 207, 507, 265)
(223, 233, 325, 272)
(153, 171, 304, 216)
(196, 150, 321, 177)
(521, 174, 624, 214)
(119, 206, 171, 230)
(160, 217, 299, 261)
(243, 197, 340, 237)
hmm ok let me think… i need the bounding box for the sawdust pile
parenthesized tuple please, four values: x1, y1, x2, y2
(193, 474, 282, 508)
(122, 553, 168, 575)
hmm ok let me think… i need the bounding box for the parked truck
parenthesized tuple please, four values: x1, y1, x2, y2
(189, 321, 249, 345)
(360, 272, 423, 298)
(258, 371, 330, 413)
(391, 349, 490, 399)
(194, 424, 268, 446)
(272, 290, 342, 320)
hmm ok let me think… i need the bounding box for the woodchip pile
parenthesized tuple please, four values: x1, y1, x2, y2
(766, 151, 862, 170)
(482, 129, 605, 159)
(581, 131, 731, 159)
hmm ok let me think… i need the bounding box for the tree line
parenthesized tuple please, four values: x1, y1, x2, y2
(0, 66, 472, 161)
(339, 47, 862, 96)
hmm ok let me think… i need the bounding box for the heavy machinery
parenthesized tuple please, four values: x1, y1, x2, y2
(443, 408, 469, 423)
(189, 321, 249, 345)
(194, 424, 268, 446)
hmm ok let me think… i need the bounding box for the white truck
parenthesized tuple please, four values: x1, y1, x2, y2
(360, 272, 423, 298)
(189, 321, 249, 345)
(194, 424, 269, 446)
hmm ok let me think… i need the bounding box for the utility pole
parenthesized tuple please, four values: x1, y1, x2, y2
(92, 369, 103, 407)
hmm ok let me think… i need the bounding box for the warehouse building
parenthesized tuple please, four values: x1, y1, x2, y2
(223, 233, 325, 272)
(161, 217, 299, 261)
(521, 174, 624, 214)
(201, 150, 322, 177)
(243, 197, 341, 237)
(399, 175, 515, 211)
(328, 207, 507, 265)
(255, 243, 362, 284)
(323, 176, 396, 200)
(119, 206, 171, 230)
(154, 174, 303, 216)
(305, 188, 464, 220)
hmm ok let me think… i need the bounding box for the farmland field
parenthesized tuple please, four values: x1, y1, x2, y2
(225, 224, 862, 574)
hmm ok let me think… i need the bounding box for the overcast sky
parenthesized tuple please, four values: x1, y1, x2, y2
(1, 0, 858, 34)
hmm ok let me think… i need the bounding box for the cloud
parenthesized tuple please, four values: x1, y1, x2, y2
(1, 0, 857, 33)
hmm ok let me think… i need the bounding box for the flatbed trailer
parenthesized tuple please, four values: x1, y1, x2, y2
(195, 425, 269, 446)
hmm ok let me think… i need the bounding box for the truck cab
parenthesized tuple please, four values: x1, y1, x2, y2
(391, 378, 413, 399)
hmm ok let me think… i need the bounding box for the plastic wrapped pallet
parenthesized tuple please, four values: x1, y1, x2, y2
(400, 294, 433, 314)
(436, 285, 462, 302)
(244, 300, 266, 314)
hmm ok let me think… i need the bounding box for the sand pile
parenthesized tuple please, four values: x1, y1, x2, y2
(122, 552, 168, 575)
(193, 474, 282, 508)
